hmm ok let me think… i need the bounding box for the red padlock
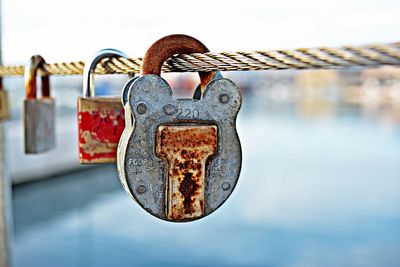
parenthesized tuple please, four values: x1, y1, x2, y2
(78, 49, 131, 163)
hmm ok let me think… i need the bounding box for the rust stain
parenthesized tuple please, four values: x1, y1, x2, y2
(179, 172, 198, 214)
(156, 125, 217, 221)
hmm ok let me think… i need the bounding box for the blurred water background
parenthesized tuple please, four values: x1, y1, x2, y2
(3, 68, 400, 266)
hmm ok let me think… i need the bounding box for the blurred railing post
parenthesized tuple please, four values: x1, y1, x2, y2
(0, 0, 12, 265)
(0, 125, 11, 267)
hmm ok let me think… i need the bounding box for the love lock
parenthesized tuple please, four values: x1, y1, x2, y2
(118, 34, 242, 222)
(24, 55, 55, 153)
(78, 49, 131, 163)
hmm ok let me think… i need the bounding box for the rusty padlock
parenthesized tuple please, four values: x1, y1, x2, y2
(118, 34, 242, 222)
(24, 55, 56, 153)
(78, 49, 131, 164)
(0, 78, 10, 120)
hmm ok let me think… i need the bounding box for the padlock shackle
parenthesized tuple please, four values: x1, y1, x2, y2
(83, 49, 129, 98)
(25, 55, 50, 99)
(141, 34, 218, 91)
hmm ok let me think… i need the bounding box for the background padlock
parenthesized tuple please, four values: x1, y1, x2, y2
(78, 49, 131, 164)
(0, 78, 10, 120)
(24, 55, 56, 153)
(118, 34, 242, 222)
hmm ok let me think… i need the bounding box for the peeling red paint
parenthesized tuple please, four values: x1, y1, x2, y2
(78, 98, 125, 163)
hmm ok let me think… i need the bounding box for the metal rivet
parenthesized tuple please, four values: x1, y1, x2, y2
(163, 104, 176, 115)
(137, 103, 147, 114)
(219, 94, 229, 103)
(137, 185, 146, 194)
(222, 182, 231, 191)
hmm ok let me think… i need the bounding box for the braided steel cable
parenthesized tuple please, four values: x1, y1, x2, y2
(0, 42, 400, 77)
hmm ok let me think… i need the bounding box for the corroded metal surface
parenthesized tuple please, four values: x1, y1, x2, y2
(78, 97, 124, 163)
(119, 75, 242, 222)
(156, 125, 217, 220)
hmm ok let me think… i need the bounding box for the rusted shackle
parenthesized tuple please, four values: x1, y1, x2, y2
(141, 34, 218, 93)
(25, 55, 50, 99)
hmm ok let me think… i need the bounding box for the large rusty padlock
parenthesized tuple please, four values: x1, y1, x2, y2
(118, 34, 242, 222)
(0, 78, 10, 120)
(24, 55, 56, 153)
(78, 49, 131, 163)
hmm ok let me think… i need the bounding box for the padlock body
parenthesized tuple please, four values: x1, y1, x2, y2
(119, 75, 242, 222)
(78, 97, 125, 163)
(0, 90, 10, 120)
(24, 98, 55, 153)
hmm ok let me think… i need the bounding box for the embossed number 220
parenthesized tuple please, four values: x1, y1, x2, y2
(176, 109, 199, 119)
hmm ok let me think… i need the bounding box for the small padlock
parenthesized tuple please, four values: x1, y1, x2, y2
(24, 55, 56, 153)
(0, 78, 10, 120)
(118, 34, 242, 222)
(78, 49, 131, 164)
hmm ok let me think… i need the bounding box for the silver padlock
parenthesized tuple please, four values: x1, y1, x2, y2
(118, 34, 242, 222)
(24, 55, 56, 154)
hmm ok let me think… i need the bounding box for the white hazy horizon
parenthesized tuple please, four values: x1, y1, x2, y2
(3, 0, 400, 65)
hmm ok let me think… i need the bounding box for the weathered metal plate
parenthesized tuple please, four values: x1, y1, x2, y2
(24, 98, 56, 153)
(156, 125, 217, 220)
(119, 76, 242, 222)
(78, 97, 124, 163)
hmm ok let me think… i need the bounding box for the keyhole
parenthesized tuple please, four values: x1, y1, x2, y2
(179, 172, 198, 214)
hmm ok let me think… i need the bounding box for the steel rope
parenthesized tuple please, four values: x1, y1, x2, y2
(0, 42, 399, 77)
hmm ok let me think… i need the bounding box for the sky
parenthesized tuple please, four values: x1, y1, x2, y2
(2, 0, 400, 65)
